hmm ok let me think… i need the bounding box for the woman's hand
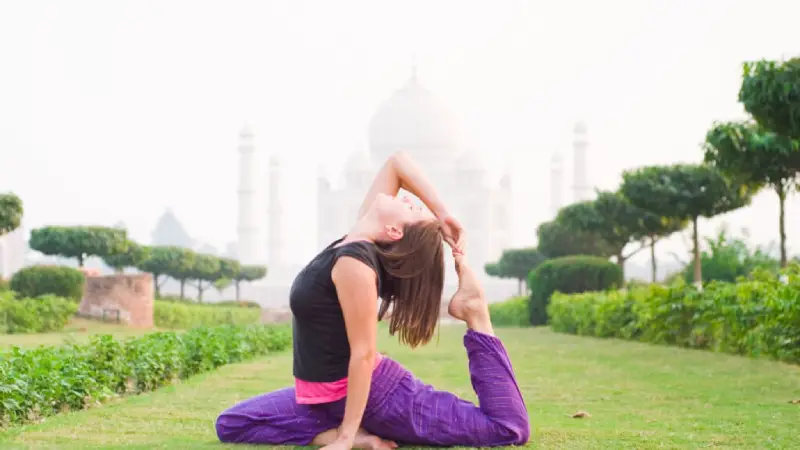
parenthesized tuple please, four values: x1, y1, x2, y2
(438, 214, 464, 255)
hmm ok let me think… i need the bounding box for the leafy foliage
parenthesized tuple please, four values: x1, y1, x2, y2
(153, 300, 261, 329)
(0, 324, 291, 426)
(231, 265, 267, 301)
(484, 248, 546, 295)
(536, 220, 614, 259)
(740, 58, 800, 140)
(0, 291, 78, 334)
(0, 193, 23, 237)
(528, 255, 623, 326)
(621, 164, 753, 284)
(548, 264, 800, 364)
(10, 265, 86, 300)
(187, 253, 221, 302)
(681, 227, 779, 284)
(28, 226, 129, 267)
(102, 241, 151, 273)
(138, 246, 195, 298)
(488, 295, 530, 327)
(704, 121, 800, 266)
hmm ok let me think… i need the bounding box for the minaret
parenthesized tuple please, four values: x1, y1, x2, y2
(267, 155, 282, 268)
(236, 125, 260, 264)
(549, 151, 564, 217)
(572, 121, 592, 202)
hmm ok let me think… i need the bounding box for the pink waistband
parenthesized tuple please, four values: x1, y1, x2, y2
(295, 353, 384, 405)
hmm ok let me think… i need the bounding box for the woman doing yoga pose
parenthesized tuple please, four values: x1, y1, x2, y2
(216, 151, 530, 449)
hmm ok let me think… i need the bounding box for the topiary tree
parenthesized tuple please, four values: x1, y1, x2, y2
(137, 246, 195, 298)
(739, 58, 800, 140)
(29, 226, 128, 267)
(231, 265, 267, 301)
(0, 193, 23, 237)
(704, 121, 800, 266)
(188, 253, 221, 302)
(536, 220, 614, 260)
(10, 265, 86, 300)
(484, 247, 546, 295)
(528, 255, 623, 326)
(102, 241, 151, 274)
(621, 164, 753, 286)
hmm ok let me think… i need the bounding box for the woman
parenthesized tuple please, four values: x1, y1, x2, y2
(216, 151, 530, 449)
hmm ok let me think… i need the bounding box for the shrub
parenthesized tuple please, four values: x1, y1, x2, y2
(0, 278, 8, 292)
(10, 265, 85, 300)
(548, 265, 800, 364)
(488, 296, 530, 327)
(215, 300, 261, 309)
(528, 255, 623, 325)
(0, 323, 291, 426)
(0, 291, 78, 334)
(153, 300, 261, 329)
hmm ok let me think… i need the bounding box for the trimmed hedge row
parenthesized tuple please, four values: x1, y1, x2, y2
(0, 291, 77, 334)
(10, 266, 85, 301)
(488, 296, 530, 327)
(548, 266, 800, 364)
(154, 300, 261, 329)
(529, 255, 623, 325)
(0, 324, 291, 426)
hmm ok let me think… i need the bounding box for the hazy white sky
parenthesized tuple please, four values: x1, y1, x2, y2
(2, 0, 799, 264)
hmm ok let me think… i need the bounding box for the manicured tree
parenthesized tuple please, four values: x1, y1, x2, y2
(704, 121, 800, 266)
(29, 226, 128, 267)
(621, 164, 753, 286)
(137, 246, 195, 299)
(739, 58, 800, 141)
(188, 253, 221, 302)
(0, 193, 23, 236)
(102, 241, 151, 274)
(536, 219, 614, 260)
(232, 265, 267, 301)
(484, 248, 546, 295)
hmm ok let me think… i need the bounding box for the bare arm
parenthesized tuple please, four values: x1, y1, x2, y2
(356, 151, 449, 220)
(330, 257, 380, 446)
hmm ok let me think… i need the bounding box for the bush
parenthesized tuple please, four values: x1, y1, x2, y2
(10, 265, 85, 300)
(0, 291, 78, 334)
(548, 265, 800, 364)
(0, 278, 8, 292)
(488, 296, 530, 327)
(528, 255, 623, 326)
(0, 323, 291, 426)
(158, 296, 261, 309)
(154, 300, 261, 329)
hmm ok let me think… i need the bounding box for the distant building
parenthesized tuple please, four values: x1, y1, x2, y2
(0, 226, 27, 279)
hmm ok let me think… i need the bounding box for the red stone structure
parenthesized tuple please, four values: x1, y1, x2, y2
(78, 273, 154, 328)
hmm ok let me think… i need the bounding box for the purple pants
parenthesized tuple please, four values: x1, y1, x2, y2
(216, 329, 530, 447)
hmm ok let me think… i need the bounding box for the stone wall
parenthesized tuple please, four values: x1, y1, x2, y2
(78, 273, 154, 328)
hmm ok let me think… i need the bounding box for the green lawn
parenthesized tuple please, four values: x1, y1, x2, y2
(0, 318, 160, 349)
(1, 325, 798, 449)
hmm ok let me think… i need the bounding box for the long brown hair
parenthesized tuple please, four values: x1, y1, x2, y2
(374, 219, 445, 348)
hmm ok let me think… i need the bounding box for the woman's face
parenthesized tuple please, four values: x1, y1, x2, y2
(374, 193, 434, 230)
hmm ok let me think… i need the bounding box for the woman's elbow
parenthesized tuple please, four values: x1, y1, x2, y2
(350, 348, 377, 367)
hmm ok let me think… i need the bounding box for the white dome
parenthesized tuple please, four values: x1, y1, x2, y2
(368, 76, 462, 165)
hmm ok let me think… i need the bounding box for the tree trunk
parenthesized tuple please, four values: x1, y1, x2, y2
(777, 184, 787, 267)
(78, 254, 84, 267)
(153, 276, 160, 298)
(197, 284, 204, 303)
(616, 252, 625, 279)
(650, 235, 657, 283)
(235, 281, 241, 301)
(180, 281, 185, 300)
(692, 216, 702, 288)
(517, 278, 523, 296)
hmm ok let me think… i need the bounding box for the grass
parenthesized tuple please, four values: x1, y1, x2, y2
(1, 325, 799, 449)
(0, 318, 159, 349)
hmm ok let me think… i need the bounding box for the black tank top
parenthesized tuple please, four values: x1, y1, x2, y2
(289, 237, 384, 382)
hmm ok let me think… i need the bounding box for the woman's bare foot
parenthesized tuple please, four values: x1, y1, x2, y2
(353, 428, 397, 450)
(447, 254, 493, 335)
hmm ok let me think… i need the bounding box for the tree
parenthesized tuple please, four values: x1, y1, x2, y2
(231, 265, 267, 301)
(739, 58, 800, 141)
(102, 241, 151, 274)
(536, 219, 614, 260)
(0, 193, 23, 236)
(188, 253, 221, 302)
(137, 246, 195, 298)
(29, 226, 128, 267)
(704, 121, 800, 266)
(555, 191, 654, 276)
(484, 248, 546, 295)
(621, 164, 753, 286)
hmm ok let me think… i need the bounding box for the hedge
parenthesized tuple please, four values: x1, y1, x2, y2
(0, 278, 9, 292)
(0, 324, 291, 426)
(548, 265, 800, 364)
(528, 255, 623, 325)
(153, 300, 261, 329)
(0, 291, 78, 334)
(488, 296, 530, 327)
(10, 265, 85, 301)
